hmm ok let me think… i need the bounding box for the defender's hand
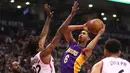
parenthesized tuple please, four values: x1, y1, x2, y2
(44, 4, 54, 18)
(71, 1, 79, 16)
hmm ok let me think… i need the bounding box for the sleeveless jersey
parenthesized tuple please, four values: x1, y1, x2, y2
(31, 52, 55, 73)
(101, 57, 130, 73)
(61, 42, 87, 73)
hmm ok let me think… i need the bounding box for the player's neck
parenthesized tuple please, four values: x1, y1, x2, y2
(109, 54, 119, 58)
(78, 42, 87, 47)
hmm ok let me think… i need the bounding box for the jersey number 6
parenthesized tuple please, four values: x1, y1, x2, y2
(64, 54, 70, 63)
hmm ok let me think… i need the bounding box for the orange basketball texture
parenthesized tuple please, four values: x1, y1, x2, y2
(87, 19, 104, 34)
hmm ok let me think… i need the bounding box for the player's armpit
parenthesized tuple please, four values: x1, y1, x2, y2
(82, 48, 92, 59)
(91, 61, 103, 73)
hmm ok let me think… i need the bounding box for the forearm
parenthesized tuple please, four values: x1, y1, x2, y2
(68, 25, 84, 31)
(40, 17, 51, 38)
(41, 32, 62, 56)
(59, 14, 74, 34)
(86, 34, 101, 50)
(38, 17, 51, 50)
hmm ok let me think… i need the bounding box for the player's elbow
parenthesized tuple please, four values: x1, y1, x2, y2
(68, 26, 74, 31)
(58, 25, 70, 34)
(41, 44, 53, 57)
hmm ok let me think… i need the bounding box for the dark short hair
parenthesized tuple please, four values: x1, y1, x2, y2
(82, 30, 96, 40)
(105, 39, 122, 53)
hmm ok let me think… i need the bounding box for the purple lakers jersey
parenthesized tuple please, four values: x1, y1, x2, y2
(61, 42, 87, 73)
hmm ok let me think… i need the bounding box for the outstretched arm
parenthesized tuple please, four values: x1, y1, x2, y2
(68, 21, 88, 31)
(59, 1, 86, 44)
(82, 25, 105, 58)
(38, 4, 53, 51)
(40, 1, 80, 57)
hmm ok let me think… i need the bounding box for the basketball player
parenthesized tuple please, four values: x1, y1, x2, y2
(91, 39, 130, 73)
(31, 3, 85, 73)
(31, 4, 57, 73)
(60, 1, 105, 73)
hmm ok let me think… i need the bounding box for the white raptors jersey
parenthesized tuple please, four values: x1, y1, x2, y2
(31, 52, 55, 73)
(101, 57, 130, 73)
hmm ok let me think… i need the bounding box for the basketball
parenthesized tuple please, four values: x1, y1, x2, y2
(87, 19, 104, 34)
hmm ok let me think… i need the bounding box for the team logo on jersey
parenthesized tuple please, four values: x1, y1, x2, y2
(66, 48, 79, 56)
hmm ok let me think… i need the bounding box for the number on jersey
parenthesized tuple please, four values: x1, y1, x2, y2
(33, 65, 41, 73)
(64, 54, 70, 63)
(118, 69, 124, 73)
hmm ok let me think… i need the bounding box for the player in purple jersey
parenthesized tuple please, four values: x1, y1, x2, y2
(60, 1, 105, 73)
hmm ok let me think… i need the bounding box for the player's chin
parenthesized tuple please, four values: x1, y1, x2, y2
(79, 39, 84, 43)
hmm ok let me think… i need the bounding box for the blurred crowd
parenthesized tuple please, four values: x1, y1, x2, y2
(0, 27, 34, 73)
(0, 26, 130, 73)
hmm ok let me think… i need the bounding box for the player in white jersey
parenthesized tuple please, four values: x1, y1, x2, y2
(91, 39, 130, 73)
(31, 4, 55, 73)
(31, 52, 55, 73)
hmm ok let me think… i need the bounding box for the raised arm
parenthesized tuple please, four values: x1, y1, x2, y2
(68, 21, 89, 31)
(68, 25, 85, 31)
(83, 25, 105, 58)
(59, 1, 84, 44)
(40, 1, 81, 57)
(38, 4, 53, 51)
